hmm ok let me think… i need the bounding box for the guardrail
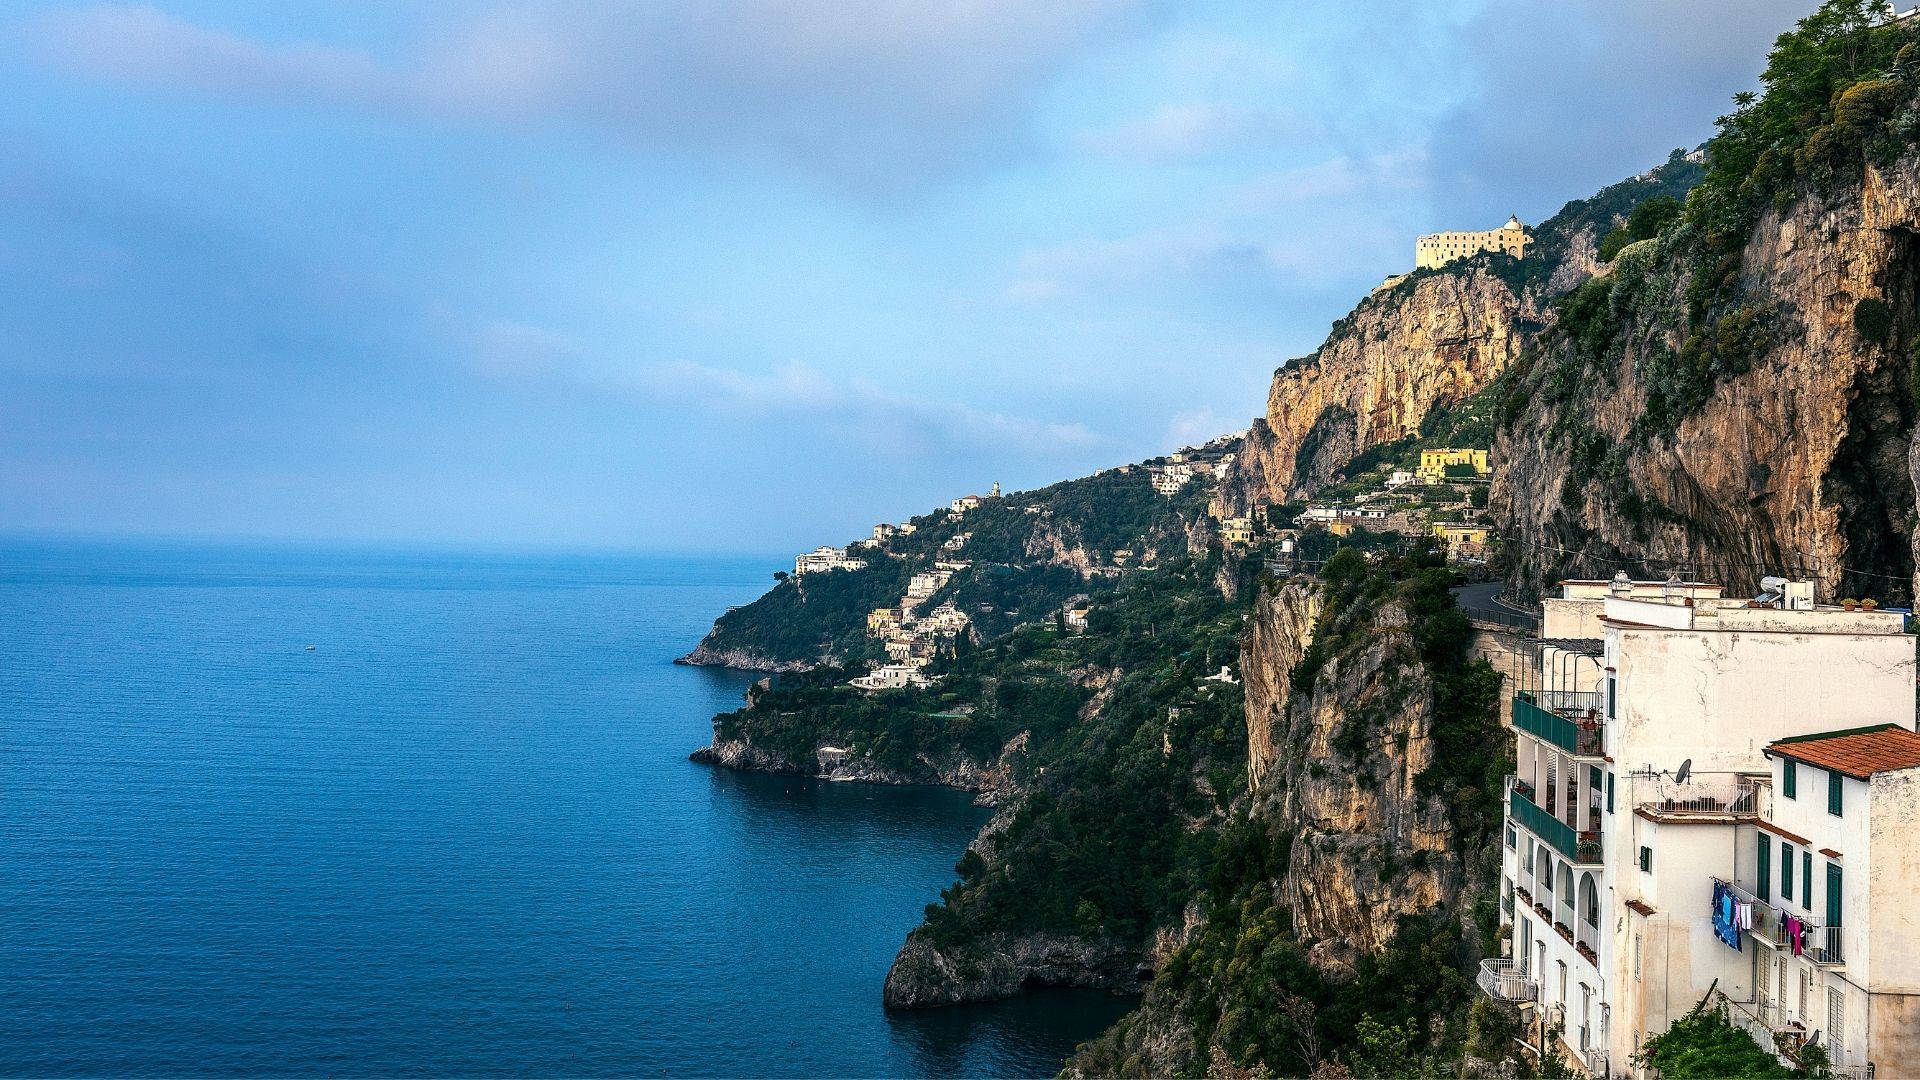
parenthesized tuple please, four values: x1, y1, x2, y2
(1477, 958, 1537, 1003)
(1509, 781, 1602, 865)
(1513, 695, 1605, 757)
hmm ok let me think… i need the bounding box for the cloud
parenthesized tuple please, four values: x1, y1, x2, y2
(1010, 150, 1424, 303)
(1078, 102, 1311, 161)
(1164, 407, 1242, 451)
(1422, 0, 1815, 222)
(27, 1, 1151, 187)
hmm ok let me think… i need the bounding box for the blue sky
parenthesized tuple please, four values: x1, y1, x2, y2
(0, 0, 1810, 554)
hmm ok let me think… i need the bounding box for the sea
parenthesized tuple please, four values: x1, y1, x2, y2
(0, 541, 1133, 1077)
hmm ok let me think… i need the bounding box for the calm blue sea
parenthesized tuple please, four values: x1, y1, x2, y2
(0, 542, 1131, 1077)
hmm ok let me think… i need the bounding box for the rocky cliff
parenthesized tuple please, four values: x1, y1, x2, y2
(1215, 156, 1703, 517)
(1224, 268, 1543, 510)
(1496, 148, 1920, 605)
(1252, 586, 1459, 971)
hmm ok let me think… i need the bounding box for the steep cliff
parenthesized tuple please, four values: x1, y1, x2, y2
(1067, 550, 1507, 1077)
(1495, 35, 1920, 603)
(1216, 157, 1703, 515)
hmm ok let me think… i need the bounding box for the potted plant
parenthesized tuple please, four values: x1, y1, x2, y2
(1842, 597, 1859, 610)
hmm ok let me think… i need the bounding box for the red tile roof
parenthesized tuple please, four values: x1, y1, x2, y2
(1767, 724, 1920, 780)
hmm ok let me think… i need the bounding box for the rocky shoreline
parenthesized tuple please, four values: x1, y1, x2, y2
(673, 644, 814, 672)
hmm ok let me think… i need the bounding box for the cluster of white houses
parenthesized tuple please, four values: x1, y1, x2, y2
(853, 568, 972, 693)
(1483, 574, 1920, 1077)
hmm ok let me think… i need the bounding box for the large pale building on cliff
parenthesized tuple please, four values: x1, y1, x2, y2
(1482, 574, 1920, 1078)
(1416, 215, 1530, 270)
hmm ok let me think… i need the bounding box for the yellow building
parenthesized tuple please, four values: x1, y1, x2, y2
(867, 607, 901, 635)
(1415, 215, 1529, 270)
(1416, 447, 1490, 480)
(1430, 522, 1490, 561)
(1220, 517, 1254, 545)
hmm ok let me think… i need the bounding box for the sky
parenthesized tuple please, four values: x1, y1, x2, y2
(0, 0, 1814, 554)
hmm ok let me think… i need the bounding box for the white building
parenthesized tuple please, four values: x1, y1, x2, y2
(1151, 462, 1195, 496)
(850, 664, 934, 692)
(1486, 574, 1919, 1078)
(793, 545, 863, 575)
(1301, 505, 1340, 523)
(950, 495, 984, 514)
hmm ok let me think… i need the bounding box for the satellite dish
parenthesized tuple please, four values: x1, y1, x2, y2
(1675, 758, 1693, 785)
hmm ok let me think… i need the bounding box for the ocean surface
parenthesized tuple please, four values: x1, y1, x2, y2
(0, 542, 1133, 1077)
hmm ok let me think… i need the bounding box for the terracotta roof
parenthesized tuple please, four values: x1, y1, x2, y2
(1767, 724, 1920, 780)
(1755, 819, 1810, 846)
(1625, 899, 1656, 917)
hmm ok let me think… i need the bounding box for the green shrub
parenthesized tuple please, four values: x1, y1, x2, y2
(1854, 295, 1893, 344)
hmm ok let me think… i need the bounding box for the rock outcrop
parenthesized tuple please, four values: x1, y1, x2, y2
(675, 644, 813, 672)
(1231, 266, 1542, 509)
(1241, 580, 1317, 790)
(881, 930, 1145, 1009)
(1248, 588, 1457, 970)
(1496, 151, 1920, 604)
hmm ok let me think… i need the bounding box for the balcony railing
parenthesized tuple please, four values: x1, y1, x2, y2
(1509, 780, 1602, 865)
(1713, 877, 1843, 965)
(1637, 774, 1766, 818)
(1477, 958, 1537, 1003)
(1512, 695, 1605, 757)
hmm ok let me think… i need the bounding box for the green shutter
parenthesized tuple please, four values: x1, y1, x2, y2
(1757, 834, 1771, 902)
(1826, 862, 1843, 927)
(1606, 677, 1615, 720)
(1606, 773, 1614, 814)
(1784, 760, 1796, 799)
(1780, 841, 1793, 902)
(1639, 845, 1651, 872)
(1829, 769, 1844, 816)
(1802, 851, 1812, 911)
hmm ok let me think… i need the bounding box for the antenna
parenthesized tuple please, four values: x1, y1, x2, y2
(1675, 758, 1693, 785)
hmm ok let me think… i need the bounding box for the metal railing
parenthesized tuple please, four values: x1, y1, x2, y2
(1713, 877, 1843, 964)
(1509, 779, 1602, 865)
(1512, 695, 1605, 757)
(1477, 958, 1538, 1003)
(1637, 774, 1766, 818)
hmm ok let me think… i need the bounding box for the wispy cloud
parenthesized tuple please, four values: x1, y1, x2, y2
(1078, 103, 1311, 161)
(27, 1, 1150, 187)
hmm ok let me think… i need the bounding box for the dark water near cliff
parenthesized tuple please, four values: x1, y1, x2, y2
(0, 542, 1132, 1077)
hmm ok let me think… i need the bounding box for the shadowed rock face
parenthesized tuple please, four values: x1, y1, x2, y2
(1496, 153, 1920, 606)
(881, 931, 1146, 1009)
(1245, 586, 1456, 969)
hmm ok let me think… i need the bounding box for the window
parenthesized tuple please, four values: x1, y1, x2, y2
(1757, 833, 1772, 902)
(1606, 676, 1616, 720)
(1784, 759, 1797, 799)
(1558, 960, 1568, 1006)
(1802, 851, 1812, 912)
(1757, 948, 1770, 1005)
(1506, 824, 1516, 850)
(1828, 987, 1845, 1059)
(1799, 968, 1809, 1018)
(1781, 841, 1794, 902)
(1829, 769, 1844, 816)
(1827, 862, 1843, 928)
(1639, 845, 1652, 872)
(1606, 772, 1614, 814)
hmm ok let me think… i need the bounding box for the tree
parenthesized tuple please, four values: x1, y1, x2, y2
(1636, 1001, 1793, 1079)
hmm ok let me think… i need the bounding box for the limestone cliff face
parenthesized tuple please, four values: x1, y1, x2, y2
(1221, 265, 1545, 511)
(1241, 581, 1317, 791)
(1496, 152, 1920, 604)
(1248, 588, 1457, 972)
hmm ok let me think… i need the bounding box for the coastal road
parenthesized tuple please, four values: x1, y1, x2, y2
(1452, 581, 1539, 633)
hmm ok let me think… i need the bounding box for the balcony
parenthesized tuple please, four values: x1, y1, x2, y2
(1512, 694, 1605, 757)
(1636, 773, 1766, 819)
(1509, 781, 1602, 865)
(1714, 877, 1843, 966)
(1477, 958, 1537, 1003)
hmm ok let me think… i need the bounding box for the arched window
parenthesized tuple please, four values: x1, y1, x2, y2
(1538, 849, 1554, 895)
(1581, 872, 1599, 928)
(1559, 863, 1575, 908)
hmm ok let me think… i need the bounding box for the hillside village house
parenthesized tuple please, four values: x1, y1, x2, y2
(1151, 462, 1195, 496)
(1416, 447, 1491, 480)
(849, 664, 934, 692)
(1415, 215, 1530, 270)
(1483, 574, 1920, 1078)
(793, 545, 863, 575)
(1431, 522, 1490, 561)
(1220, 518, 1254, 545)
